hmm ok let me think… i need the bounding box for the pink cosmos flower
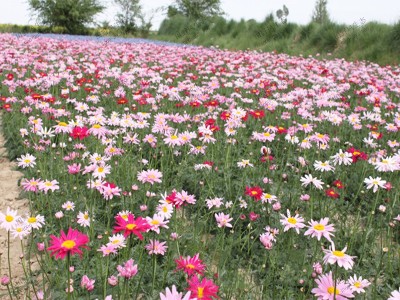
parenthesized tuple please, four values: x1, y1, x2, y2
(67, 163, 81, 174)
(80, 275, 95, 292)
(145, 239, 168, 255)
(137, 169, 162, 185)
(160, 285, 191, 300)
(98, 244, 118, 257)
(215, 212, 233, 228)
(21, 177, 43, 192)
(117, 259, 138, 279)
(304, 218, 335, 242)
(388, 288, 400, 300)
(347, 275, 371, 294)
(280, 209, 306, 234)
(312, 271, 354, 300)
(38, 179, 59, 194)
(323, 244, 356, 270)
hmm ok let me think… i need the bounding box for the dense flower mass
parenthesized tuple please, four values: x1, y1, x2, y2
(0, 33, 398, 299)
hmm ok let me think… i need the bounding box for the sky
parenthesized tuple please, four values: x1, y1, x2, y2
(0, 0, 399, 30)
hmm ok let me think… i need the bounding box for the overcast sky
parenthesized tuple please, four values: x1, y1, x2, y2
(0, 0, 399, 30)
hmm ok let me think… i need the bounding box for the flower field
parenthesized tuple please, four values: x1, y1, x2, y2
(0, 33, 399, 299)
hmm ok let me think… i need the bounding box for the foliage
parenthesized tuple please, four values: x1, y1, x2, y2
(173, 0, 222, 19)
(28, 0, 104, 34)
(311, 0, 330, 24)
(114, 0, 142, 34)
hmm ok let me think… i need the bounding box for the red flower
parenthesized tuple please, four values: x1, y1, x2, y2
(250, 110, 265, 119)
(47, 228, 89, 260)
(276, 126, 287, 134)
(245, 186, 263, 201)
(175, 253, 206, 276)
(332, 180, 344, 189)
(187, 276, 219, 300)
(204, 100, 219, 107)
(220, 111, 230, 121)
(346, 147, 368, 162)
(70, 126, 89, 140)
(325, 188, 339, 199)
(117, 97, 128, 105)
(113, 213, 151, 240)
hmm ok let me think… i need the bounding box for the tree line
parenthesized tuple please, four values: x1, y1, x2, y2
(28, 0, 331, 34)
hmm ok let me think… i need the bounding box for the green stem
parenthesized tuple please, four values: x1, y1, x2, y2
(7, 231, 15, 295)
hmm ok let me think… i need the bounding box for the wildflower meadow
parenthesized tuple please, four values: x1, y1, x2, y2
(0, 33, 399, 299)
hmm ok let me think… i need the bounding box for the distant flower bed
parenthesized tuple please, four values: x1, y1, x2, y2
(0, 33, 399, 299)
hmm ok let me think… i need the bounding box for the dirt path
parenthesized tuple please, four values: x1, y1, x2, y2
(0, 114, 34, 299)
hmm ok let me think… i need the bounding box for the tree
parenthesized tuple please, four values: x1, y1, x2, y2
(114, 0, 142, 33)
(28, 0, 104, 34)
(312, 0, 330, 24)
(174, 0, 222, 19)
(276, 5, 289, 24)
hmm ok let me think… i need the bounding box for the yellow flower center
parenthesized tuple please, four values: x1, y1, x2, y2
(5, 215, 14, 222)
(287, 217, 297, 224)
(126, 224, 136, 230)
(186, 264, 195, 269)
(171, 135, 178, 140)
(327, 286, 340, 295)
(97, 167, 104, 173)
(83, 214, 89, 220)
(45, 182, 52, 186)
(313, 224, 325, 231)
(93, 124, 101, 129)
(151, 220, 160, 225)
(121, 214, 128, 220)
(58, 122, 67, 127)
(263, 132, 271, 137)
(24, 159, 31, 164)
(251, 191, 258, 195)
(162, 207, 168, 212)
(333, 250, 345, 257)
(61, 240, 76, 249)
(354, 282, 361, 288)
(197, 287, 204, 298)
(28, 217, 37, 223)
(16, 228, 23, 232)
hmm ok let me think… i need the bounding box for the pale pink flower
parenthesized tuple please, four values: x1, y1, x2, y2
(323, 244, 356, 270)
(160, 285, 192, 300)
(215, 212, 233, 228)
(145, 239, 168, 255)
(137, 169, 163, 185)
(304, 218, 335, 242)
(347, 275, 370, 294)
(117, 259, 138, 279)
(312, 271, 354, 299)
(280, 209, 306, 234)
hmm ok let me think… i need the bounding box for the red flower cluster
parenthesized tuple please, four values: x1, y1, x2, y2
(70, 126, 89, 140)
(346, 147, 368, 163)
(245, 186, 263, 201)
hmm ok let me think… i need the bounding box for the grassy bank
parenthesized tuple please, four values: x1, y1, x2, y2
(154, 15, 400, 66)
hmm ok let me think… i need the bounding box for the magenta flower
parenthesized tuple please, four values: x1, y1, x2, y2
(47, 228, 89, 260)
